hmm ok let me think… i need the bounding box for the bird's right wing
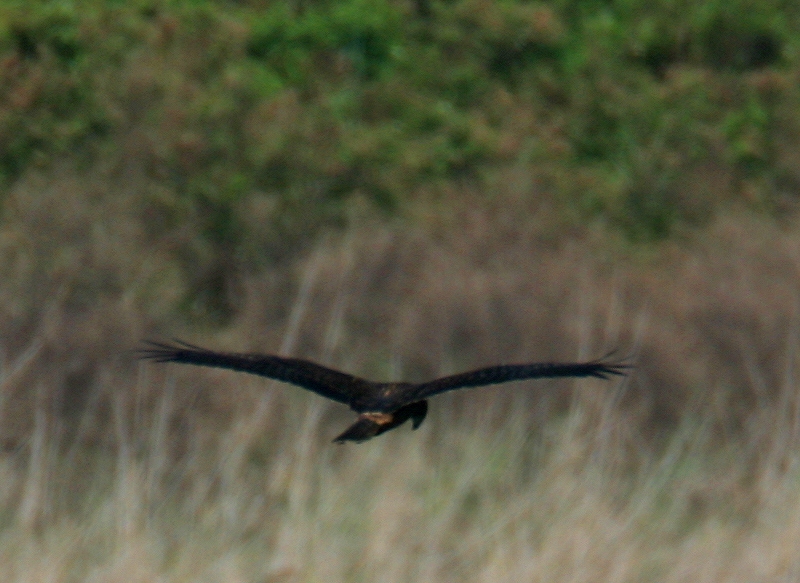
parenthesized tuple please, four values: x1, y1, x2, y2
(139, 340, 372, 405)
(407, 358, 630, 400)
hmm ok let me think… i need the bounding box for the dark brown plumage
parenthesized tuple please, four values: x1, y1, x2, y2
(139, 340, 630, 443)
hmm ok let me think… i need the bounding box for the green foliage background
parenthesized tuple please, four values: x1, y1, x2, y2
(1, 0, 799, 318)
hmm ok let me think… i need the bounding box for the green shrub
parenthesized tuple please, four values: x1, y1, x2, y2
(2, 0, 800, 315)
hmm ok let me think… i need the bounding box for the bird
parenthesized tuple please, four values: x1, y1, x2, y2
(139, 340, 630, 443)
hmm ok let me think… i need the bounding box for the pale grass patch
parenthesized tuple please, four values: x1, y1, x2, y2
(1, 200, 800, 581)
(1, 371, 800, 582)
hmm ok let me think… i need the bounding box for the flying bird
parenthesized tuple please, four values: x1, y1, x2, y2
(139, 340, 629, 443)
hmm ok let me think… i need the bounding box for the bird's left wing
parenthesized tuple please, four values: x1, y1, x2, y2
(407, 358, 630, 400)
(139, 340, 371, 405)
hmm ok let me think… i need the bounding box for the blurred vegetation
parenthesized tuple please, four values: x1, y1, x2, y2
(1, 0, 799, 320)
(3, 9, 800, 571)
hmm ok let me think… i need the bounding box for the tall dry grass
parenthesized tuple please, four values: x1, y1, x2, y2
(1, 166, 800, 581)
(1, 332, 799, 582)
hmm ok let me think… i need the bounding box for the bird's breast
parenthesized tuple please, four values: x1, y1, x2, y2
(361, 412, 394, 426)
(352, 383, 413, 413)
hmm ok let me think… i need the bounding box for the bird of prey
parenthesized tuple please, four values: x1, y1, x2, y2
(139, 340, 629, 443)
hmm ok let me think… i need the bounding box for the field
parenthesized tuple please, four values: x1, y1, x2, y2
(2, 210, 800, 581)
(2, 378, 799, 582)
(2, 1, 800, 581)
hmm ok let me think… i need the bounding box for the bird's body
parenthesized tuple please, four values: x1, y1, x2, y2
(139, 340, 629, 442)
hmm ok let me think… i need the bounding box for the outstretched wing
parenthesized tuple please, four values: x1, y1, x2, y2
(407, 357, 630, 400)
(138, 340, 372, 405)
